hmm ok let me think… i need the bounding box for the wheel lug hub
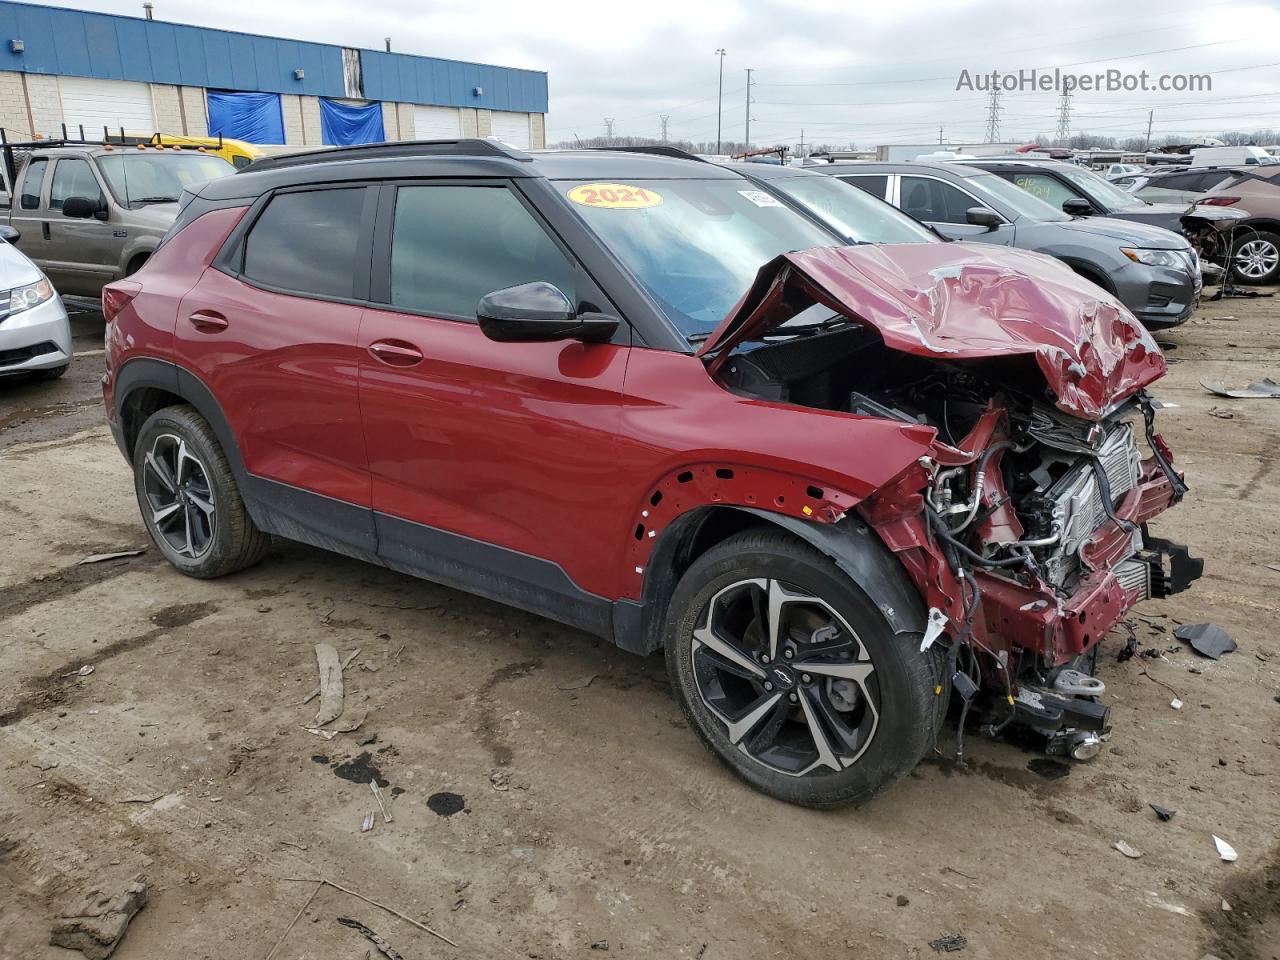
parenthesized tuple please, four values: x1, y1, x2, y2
(784, 649, 793, 659)
(763, 681, 773, 691)
(801, 674, 812, 684)
(788, 692, 798, 703)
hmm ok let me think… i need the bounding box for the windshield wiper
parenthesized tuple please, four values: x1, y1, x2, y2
(131, 196, 179, 205)
(686, 331, 712, 344)
(748, 315, 853, 342)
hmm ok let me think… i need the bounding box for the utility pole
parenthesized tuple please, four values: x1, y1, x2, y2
(604, 117, 615, 140)
(799, 128, 805, 160)
(744, 68, 755, 150)
(938, 126, 943, 145)
(1144, 110, 1154, 151)
(715, 48, 726, 154)
(984, 87, 1002, 143)
(1055, 90, 1072, 145)
(384, 37, 391, 52)
(660, 115, 670, 142)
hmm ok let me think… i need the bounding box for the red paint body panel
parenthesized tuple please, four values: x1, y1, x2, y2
(696, 244, 1166, 421)
(175, 267, 371, 506)
(356, 306, 630, 598)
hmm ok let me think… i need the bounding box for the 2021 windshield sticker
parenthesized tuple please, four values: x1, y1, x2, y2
(567, 183, 663, 209)
(738, 190, 784, 208)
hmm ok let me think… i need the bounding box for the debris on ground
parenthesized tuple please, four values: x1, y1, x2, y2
(369, 780, 393, 823)
(301, 647, 361, 706)
(63, 665, 95, 677)
(1150, 804, 1175, 822)
(1213, 835, 1238, 862)
(311, 644, 344, 727)
(361, 810, 375, 833)
(1200, 376, 1280, 399)
(929, 934, 968, 952)
(49, 880, 146, 960)
(490, 770, 511, 791)
(114, 794, 163, 804)
(338, 917, 404, 960)
(1206, 407, 1235, 420)
(590, 941, 610, 951)
(557, 674, 598, 691)
(1113, 840, 1142, 859)
(1221, 899, 1232, 912)
(426, 792, 466, 817)
(283, 877, 457, 948)
(78, 550, 144, 565)
(1175, 623, 1237, 660)
(31, 755, 59, 771)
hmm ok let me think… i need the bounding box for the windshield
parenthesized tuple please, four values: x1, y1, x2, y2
(967, 173, 1070, 221)
(767, 174, 938, 244)
(1056, 165, 1147, 211)
(97, 152, 234, 207)
(563, 178, 836, 336)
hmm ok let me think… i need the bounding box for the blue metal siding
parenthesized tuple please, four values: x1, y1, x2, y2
(0, 0, 547, 112)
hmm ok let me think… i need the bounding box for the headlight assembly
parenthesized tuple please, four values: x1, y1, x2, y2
(7, 276, 54, 315)
(1120, 248, 1186, 269)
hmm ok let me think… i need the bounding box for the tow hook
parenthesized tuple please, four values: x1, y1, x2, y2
(1047, 728, 1105, 761)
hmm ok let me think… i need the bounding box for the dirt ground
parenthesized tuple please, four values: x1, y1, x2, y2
(1, 291, 1277, 960)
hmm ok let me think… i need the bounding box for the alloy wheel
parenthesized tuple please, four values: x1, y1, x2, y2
(691, 578, 880, 777)
(141, 433, 216, 559)
(1235, 238, 1279, 280)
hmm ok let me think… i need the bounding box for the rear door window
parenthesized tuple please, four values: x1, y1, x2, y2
(50, 158, 104, 212)
(242, 188, 368, 299)
(20, 159, 48, 210)
(389, 185, 577, 319)
(837, 175, 888, 199)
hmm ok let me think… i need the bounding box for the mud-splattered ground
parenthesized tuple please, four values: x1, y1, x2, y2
(1, 294, 1277, 960)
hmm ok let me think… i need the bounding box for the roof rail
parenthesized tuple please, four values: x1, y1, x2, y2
(242, 138, 534, 173)
(591, 145, 705, 163)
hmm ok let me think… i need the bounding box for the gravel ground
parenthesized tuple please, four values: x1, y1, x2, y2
(0, 292, 1277, 960)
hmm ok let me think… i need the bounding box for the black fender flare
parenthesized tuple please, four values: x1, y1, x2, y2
(113, 357, 248, 484)
(611, 505, 927, 655)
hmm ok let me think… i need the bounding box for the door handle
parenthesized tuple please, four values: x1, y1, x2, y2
(41, 222, 50, 241)
(368, 339, 424, 367)
(187, 310, 229, 333)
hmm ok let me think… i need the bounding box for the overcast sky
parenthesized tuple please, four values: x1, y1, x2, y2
(36, 0, 1280, 147)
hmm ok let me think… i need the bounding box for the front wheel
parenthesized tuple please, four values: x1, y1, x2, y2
(665, 529, 938, 808)
(1233, 231, 1280, 285)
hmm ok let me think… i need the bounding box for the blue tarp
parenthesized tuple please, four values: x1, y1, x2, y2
(206, 91, 285, 144)
(319, 98, 385, 146)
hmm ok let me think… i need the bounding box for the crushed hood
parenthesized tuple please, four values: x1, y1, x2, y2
(695, 243, 1166, 421)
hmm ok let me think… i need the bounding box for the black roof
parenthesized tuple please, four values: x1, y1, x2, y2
(197, 139, 736, 201)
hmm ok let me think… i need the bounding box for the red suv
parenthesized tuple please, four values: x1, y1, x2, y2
(102, 141, 1200, 808)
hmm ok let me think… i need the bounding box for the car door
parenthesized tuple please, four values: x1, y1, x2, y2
(897, 174, 1016, 244)
(174, 183, 379, 555)
(9, 158, 50, 269)
(357, 180, 629, 611)
(44, 156, 116, 296)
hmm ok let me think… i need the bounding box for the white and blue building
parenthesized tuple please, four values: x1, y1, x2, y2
(0, 0, 548, 147)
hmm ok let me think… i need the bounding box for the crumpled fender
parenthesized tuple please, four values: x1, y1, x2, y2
(695, 243, 1166, 421)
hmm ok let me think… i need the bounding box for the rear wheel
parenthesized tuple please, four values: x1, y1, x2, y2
(132, 405, 268, 578)
(665, 529, 937, 808)
(1233, 231, 1280, 285)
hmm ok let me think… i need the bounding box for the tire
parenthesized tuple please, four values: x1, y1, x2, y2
(665, 529, 937, 808)
(132, 404, 268, 579)
(1232, 230, 1280, 285)
(34, 363, 69, 380)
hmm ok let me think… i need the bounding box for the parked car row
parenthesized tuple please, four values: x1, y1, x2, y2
(99, 138, 1201, 807)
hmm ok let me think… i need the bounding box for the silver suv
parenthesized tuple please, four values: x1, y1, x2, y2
(812, 160, 1200, 328)
(3, 143, 233, 297)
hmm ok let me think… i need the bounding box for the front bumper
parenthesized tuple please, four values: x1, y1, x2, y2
(1114, 259, 1198, 329)
(0, 294, 72, 375)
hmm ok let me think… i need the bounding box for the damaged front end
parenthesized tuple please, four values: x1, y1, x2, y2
(699, 243, 1203, 756)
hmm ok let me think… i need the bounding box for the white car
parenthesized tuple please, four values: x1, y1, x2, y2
(0, 225, 71, 380)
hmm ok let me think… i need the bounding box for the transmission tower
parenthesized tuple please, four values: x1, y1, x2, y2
(660, 114, 670, 142)
(1055, 90, 1072, 144)
(604, 117, 615, 139)
(984, 87, 1001, 143)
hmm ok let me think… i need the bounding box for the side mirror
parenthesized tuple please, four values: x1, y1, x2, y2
(477, 282, 617, 343)
(0, 224, 18, 243)
(62, 196, 107, 220)
(964, 206, 1002, 231)
(1062, 198, 1095, 217)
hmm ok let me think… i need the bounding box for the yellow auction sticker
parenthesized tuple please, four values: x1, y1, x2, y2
(567, 183, 663, 209)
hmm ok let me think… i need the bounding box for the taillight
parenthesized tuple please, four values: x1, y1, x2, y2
(1199, 196, 1240, 206)
(101, 282, 140, 323)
